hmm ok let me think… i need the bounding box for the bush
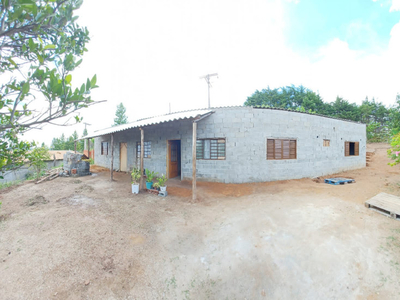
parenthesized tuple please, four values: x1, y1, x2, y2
(26, 147, 51, 181)
(388, 133, 400, 166)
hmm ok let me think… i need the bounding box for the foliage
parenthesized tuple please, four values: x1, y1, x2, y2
(0, 179, 23, 190)
(145, 169, 158, 183)
(113, 103, 128, 126)
(157, 174, 168, 187)
(131, 167, 141, 184)
(153, 182, 160, 190)
(26, 146, 50, 181)
(51, 130, 83, 151)
(0, 0, 98, 175)
(367, 122, 390, 143)
(388, 133, 400, 166)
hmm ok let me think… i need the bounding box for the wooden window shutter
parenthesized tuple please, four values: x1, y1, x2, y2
(355, 142, 359, 156)
(289, 140, 296, 159)
(282, 140, 290, 159)
(274, 139, 282, 159)
(345, 142, 350, 156)
(267, 139, 274, 160)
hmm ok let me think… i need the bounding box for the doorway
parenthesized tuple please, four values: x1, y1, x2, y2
(120, 142, 128, 172)
(167, 140, 181, 179)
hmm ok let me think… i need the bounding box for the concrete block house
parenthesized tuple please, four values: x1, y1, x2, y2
(86, 106, 366, 185)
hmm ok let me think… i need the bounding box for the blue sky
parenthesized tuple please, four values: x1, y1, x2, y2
(285, 0, 400, 55)
(25, 0, 400, 145)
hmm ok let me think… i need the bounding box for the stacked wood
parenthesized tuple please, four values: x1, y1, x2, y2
(36, 167, 62, 184)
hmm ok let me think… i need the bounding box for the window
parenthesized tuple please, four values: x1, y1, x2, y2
(196, 139, 226, 160)
(323, 139, 330, 147)
(136, 141, 151, 159)
(101, 142, 108, 155)
(267, 139, 296, 160)
(345, 141, 359, 156)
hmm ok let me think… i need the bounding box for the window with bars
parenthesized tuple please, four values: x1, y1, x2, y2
(101, 142, 108, 155)
(345, 141, 359, 156)
(136, 141, 151, 158)
(196, 139, 226, 160)
(267, 139, 296, 160)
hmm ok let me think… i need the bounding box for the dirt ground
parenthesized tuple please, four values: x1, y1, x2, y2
(1, 143, 400, 299)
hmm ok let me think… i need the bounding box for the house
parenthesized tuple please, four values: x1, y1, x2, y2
(84, 106, 366, 196)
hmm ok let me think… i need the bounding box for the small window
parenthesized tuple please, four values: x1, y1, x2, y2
(101, 142, 108, 155)
(267, 139, 296, 160)
(323, 139, 330, 147)
(345, 141, 359, 156)
(136, 141, 151, 159)
(196, 138, 226, 160)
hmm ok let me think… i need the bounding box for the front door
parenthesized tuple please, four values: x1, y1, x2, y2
(120, 143, 128, 172)
(167, 140, 181, 178)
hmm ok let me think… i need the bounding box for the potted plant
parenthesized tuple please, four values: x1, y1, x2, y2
(152, 182, 160, 191)
(131, 167, 141, 194)
(145, 169, 158, 190)
(158, 174, 168, 192)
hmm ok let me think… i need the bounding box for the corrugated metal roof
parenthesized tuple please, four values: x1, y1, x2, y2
(82, 109, 213, 139)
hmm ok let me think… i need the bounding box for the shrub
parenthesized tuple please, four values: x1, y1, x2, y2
(388, 133, 400, 166)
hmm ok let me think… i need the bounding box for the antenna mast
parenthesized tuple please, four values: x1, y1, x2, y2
(199, 73, 218, 108)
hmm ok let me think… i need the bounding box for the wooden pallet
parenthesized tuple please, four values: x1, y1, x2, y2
(324, 178, 355, 185)
(365, 192, 400, 220)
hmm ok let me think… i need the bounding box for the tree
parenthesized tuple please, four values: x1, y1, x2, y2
(113, 103, 128, 126)
(0, 0, 99, 175)
(26, 146, 51, 181)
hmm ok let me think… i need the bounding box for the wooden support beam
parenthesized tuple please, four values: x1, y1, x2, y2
(192, 121, 197, 201)
(110, 133, 114, 181)
(140, 128, 144, 190)
(86, 139, 89, 158)
(74, 141, 76, 153)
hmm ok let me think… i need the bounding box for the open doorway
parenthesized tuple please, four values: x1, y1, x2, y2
(167, 140, 181, 179)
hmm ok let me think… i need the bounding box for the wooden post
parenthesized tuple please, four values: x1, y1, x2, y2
(192, 121, 197, 201)
(74, 141, 77, 153)
(86, 139, 89, 158)
(140, 128, 144, 190)
(110, 133, 114, 181)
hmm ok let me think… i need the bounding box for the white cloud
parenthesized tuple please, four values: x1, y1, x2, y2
(390, 0, 400, 11)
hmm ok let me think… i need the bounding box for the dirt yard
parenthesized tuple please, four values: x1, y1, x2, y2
(1, 143, 400, 299)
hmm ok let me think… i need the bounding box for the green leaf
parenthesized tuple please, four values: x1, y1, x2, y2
(86, 78, 91, 91)
(90, 74, 97, 87)
(65, 74, 72, 84)
(37, 54, 44, 64)
(22, 81, 30, 94)
(44, 44, 56, 50)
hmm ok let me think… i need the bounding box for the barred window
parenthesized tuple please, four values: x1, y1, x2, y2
(196, 139, 226, 160)
(101, 142, 108, 155)
(136, 141, 151, 158)
(267, 139, 296, 160)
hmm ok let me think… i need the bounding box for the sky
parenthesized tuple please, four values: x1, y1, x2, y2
(23, 0, 400, 146)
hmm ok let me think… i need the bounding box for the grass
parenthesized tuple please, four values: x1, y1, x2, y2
(0, 180, 23, 190)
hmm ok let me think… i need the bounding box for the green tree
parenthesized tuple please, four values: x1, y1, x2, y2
(26, 146, 51, 181)
(0, 0, 99, 177)
(113, 103, 128, 126)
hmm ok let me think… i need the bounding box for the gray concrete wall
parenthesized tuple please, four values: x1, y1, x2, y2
(0, 160, 63, 183)
(94, 107, 366, 183)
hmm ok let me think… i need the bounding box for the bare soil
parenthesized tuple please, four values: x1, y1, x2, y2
(1, 143, 400, 299)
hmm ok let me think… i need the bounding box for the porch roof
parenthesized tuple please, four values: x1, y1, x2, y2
(82, 109, 214, 139)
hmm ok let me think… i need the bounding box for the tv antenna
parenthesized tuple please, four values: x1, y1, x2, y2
(200, 73, 218, 108)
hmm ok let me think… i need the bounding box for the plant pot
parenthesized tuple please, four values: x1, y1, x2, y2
(132, 184, 139, 194)
(145, 182, 153, 189)
(160, 186, 167, 192)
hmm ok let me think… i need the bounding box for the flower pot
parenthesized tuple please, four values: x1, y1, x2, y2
(145, 182, 153, 189)
(160, 186, 167, 192)
(132, 184, 139, 194)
